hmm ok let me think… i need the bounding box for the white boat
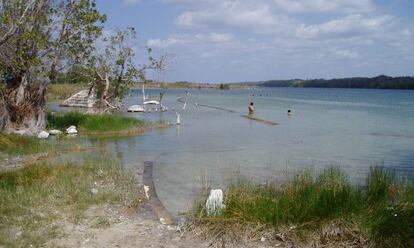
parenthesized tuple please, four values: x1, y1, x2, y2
(143, 100, 160, 105)
(127, 105, 145, 112)
(127, 84, 168, 112)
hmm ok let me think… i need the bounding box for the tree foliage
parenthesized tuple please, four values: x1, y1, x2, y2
(0, 0, 105, 133)
(0, 0, 164, 132)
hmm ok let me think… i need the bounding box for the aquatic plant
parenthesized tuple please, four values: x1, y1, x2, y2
(47, 112, 145, 133)
(80, 114, 145, 132)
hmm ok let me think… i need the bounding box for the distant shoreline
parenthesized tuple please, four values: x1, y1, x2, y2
(135, 75, 414, 90)
(240, 75, 414, 90)
(49, 75, 414, 92)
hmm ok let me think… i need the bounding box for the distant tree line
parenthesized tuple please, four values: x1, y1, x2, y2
(219, 83, 230, 90)
(261, 75, 414, 89)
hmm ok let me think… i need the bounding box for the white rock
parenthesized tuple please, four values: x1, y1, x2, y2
(13, 130, 26, 135)
(37, 131, 49, 139)
(261, 237, 266, 242)
(90, 188, 98, 195)
(66, 125, 78, 134)
(206, 189, 225, 216)
(49, 129, 62, 135)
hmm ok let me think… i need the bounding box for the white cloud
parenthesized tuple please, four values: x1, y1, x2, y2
(273, 0, 375, 13)
(402, 29, 412, 36)
(175, 1, 295, 33)
(333, 49, 359, 59)
(205, 32, 234, 42)
(164, 0, 375, 13)
(145, 0, 414, 81)
(147, 32, 234, 48)
(201, 51, 215, 58)
(147, 37, 187, 48)
(296, 14, 394, 38)
(123, 0, 141, 6)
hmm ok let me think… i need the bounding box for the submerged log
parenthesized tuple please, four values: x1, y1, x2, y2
(240, 115, 279, 126)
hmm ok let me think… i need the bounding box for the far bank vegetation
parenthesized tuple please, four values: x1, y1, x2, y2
(261, 75, 414, 89)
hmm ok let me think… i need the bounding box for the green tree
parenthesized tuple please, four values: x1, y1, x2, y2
(84, 28, 167, 112)
(48, 0, 106, 84)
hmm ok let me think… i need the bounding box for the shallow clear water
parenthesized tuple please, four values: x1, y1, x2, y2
(52, 88, 414, 215)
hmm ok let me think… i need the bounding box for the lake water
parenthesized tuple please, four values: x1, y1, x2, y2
(52, 87, 414, 215)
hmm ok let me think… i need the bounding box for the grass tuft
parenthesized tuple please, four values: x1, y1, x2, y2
(47, 112, 146, 133)
(0, 133, 50, 158)
(191, 167, 414, 247)
(0, 156, 140, 247)
(80, 114, 145, 132)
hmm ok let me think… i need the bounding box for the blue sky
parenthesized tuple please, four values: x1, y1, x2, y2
(96, 0, 414, 83)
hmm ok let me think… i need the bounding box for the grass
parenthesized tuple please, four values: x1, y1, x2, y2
(47, 111, 147, 134)
(191, 167, 414, 247)
(0, 133, 51, 158)
(0, 132, 85, 161)
(0, 156, 140, 247)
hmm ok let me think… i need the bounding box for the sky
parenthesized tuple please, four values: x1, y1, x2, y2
(96, 0, 414, 83)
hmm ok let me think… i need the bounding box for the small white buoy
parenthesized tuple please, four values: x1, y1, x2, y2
(176, 113, 181, 125)
(66, 125, 78, 134)
(206, 189, 225, 216)
(37, 131, 49, 139)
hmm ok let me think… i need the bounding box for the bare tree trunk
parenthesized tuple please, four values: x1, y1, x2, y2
(89, 72, 111, 114)
(49, 61, 58, 84)
(0, 74, 47, 135)
(0, 93, 11, 131)
(103, 73, 110, 101)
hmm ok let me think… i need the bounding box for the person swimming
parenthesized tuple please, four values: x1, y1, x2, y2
(249, 102, 254, 114)
(287, 109, 292, 115)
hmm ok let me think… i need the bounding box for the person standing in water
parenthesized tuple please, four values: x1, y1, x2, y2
(248, 102, 254, 114)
